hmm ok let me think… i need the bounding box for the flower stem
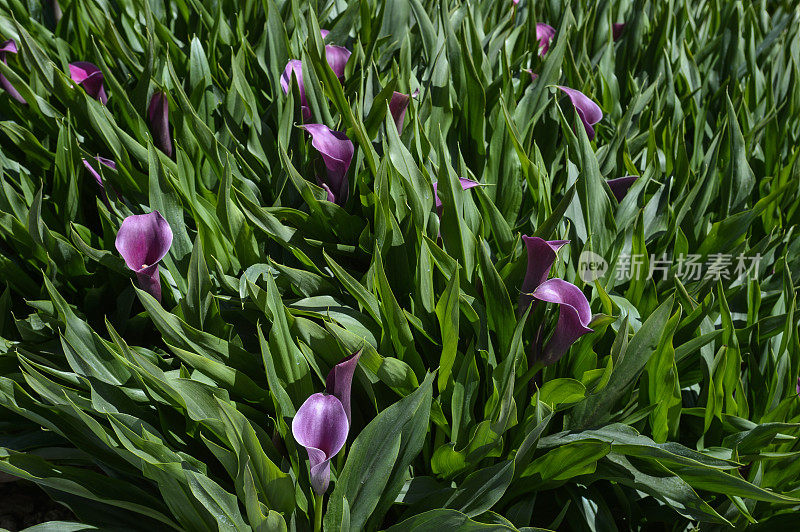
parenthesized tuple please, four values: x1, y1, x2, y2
(314, 493, 323, 532)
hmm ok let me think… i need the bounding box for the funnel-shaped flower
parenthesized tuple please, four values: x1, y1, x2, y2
(519, 237, 570, 312)
(115, 211, 173, 301)
(69, 62, 107, 105)
(325, 351, 361, 424)
(796, 377, 800, 396)
(536, 24, 556, 55)
(325, 45, 351, 78)
(292, 393, 349, 495)
(524, 69, 539, 83)
(82, 156, 116, 206)
(433, 178, 481, 215)
(0, 40, 25, 104)
(557, 86, 603, 141)
(280, 60, 310, 120)
(320, 29, 330, 39)
(613, 23, 626, 41)
(532, 279, 593, 365)
(300, 124, 354, 204)
(607, 176, 638, 202)
(389, 89, 419, 134)
(148, 90, 173, 158)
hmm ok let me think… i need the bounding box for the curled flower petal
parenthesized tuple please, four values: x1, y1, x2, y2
(613, 23, 626, 41)
(519, 237, 570, 312)
(300, 124, 354, 204)
(532, 279, 593, 365)
(0, 39, 26, 104)
(280, 59, 310, 120)
(433, 178, 481, 211)
(82, 157, 116, 206)
(320, 29, 330, 39)
(292, 393, 349, 495)
(115, 211, 173, 301)
(389, 91, 411, 134)
(148, 90, 173, 158)
(556, 86, 603, 141)
(796, 377, 800, 396)
(536, 24, 556, 55)
(69, 61, 107, 105)
(607, 176, 639, 202)
(523, 69, 539, 83)
(325, 350, 361, 424)
(325, 45, 351, 78)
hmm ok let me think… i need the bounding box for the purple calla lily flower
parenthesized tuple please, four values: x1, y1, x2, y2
(115, 211, 173, 301)
(280, 60, 311, 120)
(300, 124, 354, 204)
(325, 45, 351, 79)
(0, 40, 25, 104)
(388, 89, 419, 134)
(432, 178, 481, 215)
(556, 86, 603, 141)
(320, 29, 330, 39)
(82, 156, 116, 206)
(524, 69, 539, 83)
(325, 351, 361, 424)
(532, 279, 593, 365)
(796, 376, 800, 396)
(536, 24, 556, 55)
(519, 237, 570, 312)
(69, 61, 108, 105)
(607, 176, 639, 202)
(292, 393, 349, 495)
(613, 23, 626, 41)
(148, 90, 173, 158)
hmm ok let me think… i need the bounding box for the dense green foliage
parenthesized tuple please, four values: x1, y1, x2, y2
(1, 0, 800, 530)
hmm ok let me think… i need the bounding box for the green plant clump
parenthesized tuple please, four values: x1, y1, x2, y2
(0, 0, 799, 530)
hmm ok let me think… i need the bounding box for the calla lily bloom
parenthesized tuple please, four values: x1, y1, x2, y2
(82, 156, 116, 206)
(148, 90, 173, 158)
(524, 69, 539, 83)
(0, 40, 25, 104)
(280, 47, 350, 120)
(280, 60, 311, 120)
(69, 62, 107, 105)
(519, 237, 570, 312)
(292, 393, 349, 495)
(433, 178, 481, 215)
(320, 29, 330, 39)
(300, 124, 354, 204)
(796, 376, 800, 396)
(532, 279, 593, 365)
(389, 90, 419, 134)
(536, 24, 556, 55)
(607, 176, 639, 202)
(115, 211, 173, 301)
(325, 351, 361, 424)
(613, 23, 626, 41)
(557, 86, 603, 141)
(325, 45, 351, 79)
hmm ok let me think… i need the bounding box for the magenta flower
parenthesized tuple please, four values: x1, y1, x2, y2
(536, 24, 556, 55)
(519, 237, 570, 312)
(147, 90, 173, 158)
(432, 178, 481, 215)
(613, 23, 626, 41)
(115, 211, 173, 301)
(796, 377, 800, 396)
(557, 86, 603, 141)
(320, 29, 330, 39)
(388, 89, 419, 134)
(325, 45, 351, 79)
(325, 351, 361, 424)
(607, 176, 639, 202)
(280, 47, 349, 121)
(300, 124, 354, 204)
(532, 279, 593, 365)
(69, 62, 107, 105)
(292, 393, 349, 495)
(0, 40, 25, 104)
(524, 69, 539, 83)
(82, 156, 116, 206)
